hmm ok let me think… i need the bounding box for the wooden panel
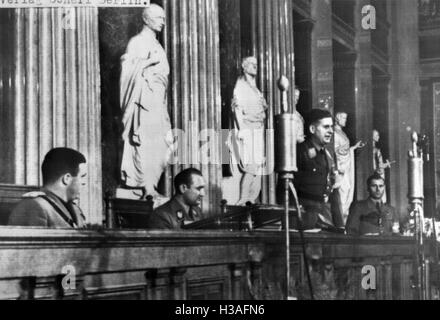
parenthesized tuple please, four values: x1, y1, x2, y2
(0, 228, 424, 300)
(187, 280, 226, 300)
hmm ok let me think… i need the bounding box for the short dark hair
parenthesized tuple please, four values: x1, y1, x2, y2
(174, 168, 203, 194)
(305, 108, 333, 132)
(41, 148, 86, 185)
(367, 173, 385, 188)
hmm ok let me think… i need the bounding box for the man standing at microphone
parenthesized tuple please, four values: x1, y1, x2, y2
(293, 109, 343, 230)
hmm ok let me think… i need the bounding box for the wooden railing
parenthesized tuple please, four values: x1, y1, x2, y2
(0, 227, 423, 300)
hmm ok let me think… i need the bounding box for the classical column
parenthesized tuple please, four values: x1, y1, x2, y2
(163, 0, 222, 216)
(389, 0, 421, 215)
(250, 0, 296, 204)
(3, 8, 103, 224)
(294, 17, 315, 114)
(0, 10, 16, 183)
(352, 0, 374, 199)
(311, 0, 334, 112)
(434, 83, 440, 208)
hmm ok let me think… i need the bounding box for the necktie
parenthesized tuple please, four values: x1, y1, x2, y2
(376, 202, 383, 231)
(376, 201, 382, 212)
(319, 148, 326, 162)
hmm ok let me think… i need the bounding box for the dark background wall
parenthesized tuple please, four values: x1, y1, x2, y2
(99, 8, 142, 196)
(0, 10, 14, 184)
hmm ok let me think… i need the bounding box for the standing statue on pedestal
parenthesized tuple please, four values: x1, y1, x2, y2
(334, 112, 365, 224)
(372, 129, 392, 203)
(119, 4, 173, 203)
(229, 56, 268, 205)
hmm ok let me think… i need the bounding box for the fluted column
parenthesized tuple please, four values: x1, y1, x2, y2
(250, 0, 295, 204)
(3, 8, 102, 224)
(164, 0, 222, 216)
(353, 0, 374, 199)
(0, 9, 16, 183)
(389, 0, 420, 215)
(311, 0, 334, 111)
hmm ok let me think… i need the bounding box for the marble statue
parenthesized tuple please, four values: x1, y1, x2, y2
(334, 112, 365, 223)
(229, 56, 268, 205)
(119, 4, 173, 203)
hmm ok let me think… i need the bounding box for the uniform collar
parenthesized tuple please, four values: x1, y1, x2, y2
(307, 137, 326, 152)
(367, 198, 383, 209)
(171, 196, 190, 216)
(170, 197, 201, 221)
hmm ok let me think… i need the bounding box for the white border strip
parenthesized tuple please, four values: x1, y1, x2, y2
(0, 0, 150, 8)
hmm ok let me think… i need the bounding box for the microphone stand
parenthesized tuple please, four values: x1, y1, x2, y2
(408, 132, 429, 300)
(275, 76, 313, 300)
(275, 76, 294, 300)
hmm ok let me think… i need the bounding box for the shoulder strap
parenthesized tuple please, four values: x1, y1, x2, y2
(38, 195, 76, 228)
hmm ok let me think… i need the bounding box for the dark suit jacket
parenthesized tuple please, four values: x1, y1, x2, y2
(346, 198, 398, 236)
(8, 190, 86, 228)
(147, 197, 202, 230)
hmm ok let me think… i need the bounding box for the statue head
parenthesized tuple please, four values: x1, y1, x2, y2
(142, 4, 166, 33)
(335, 112, 348, 128)
(373, 129, 380, 143)
(241, 56, 258, 77)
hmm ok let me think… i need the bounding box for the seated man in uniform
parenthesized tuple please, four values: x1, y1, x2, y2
(288, 108, 344, 230)
(8, 148, 87, 228)
(146, 168, 205, 229)
(346, 173, 399, 236)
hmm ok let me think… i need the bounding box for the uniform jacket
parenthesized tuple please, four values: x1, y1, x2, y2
(8, 190, 86, 228)
(346, 198, 398, 236)
(294, 139, 338, 202)
(146, 197, 202, 230)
